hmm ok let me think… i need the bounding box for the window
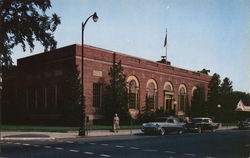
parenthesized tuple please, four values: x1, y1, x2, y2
(127, 76, 140, 110)
(146, 81, 158, 109)
(128, 80, 137, 109)
(179, 86, 187, 111)
(167, 119, 174, 123)
(37, 87, 45, 108)
(28, 87, 35, 109)
(47, 86, 56, 108)
(93, 83, 102, 107)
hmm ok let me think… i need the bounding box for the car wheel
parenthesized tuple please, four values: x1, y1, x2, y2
(160, 128, 165, 136)
(197, 127, 202, 133)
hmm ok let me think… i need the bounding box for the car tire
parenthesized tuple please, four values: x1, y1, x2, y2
(197, 127, 202, 133)
(160, 128, 165, 136)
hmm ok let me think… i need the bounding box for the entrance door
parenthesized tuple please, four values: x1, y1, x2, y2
(164, 94, 173, 113)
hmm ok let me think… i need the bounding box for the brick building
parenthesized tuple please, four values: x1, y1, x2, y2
(3, 44, 210, 125)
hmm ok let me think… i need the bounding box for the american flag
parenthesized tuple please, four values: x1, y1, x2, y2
(164, 28, 167, 47)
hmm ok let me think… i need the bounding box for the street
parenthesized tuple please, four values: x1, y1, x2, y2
(1, 129, 250, 158)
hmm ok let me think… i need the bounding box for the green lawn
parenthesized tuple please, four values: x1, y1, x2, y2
(0, 125, 141, 132)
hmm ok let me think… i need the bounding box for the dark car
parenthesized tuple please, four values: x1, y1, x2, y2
(238, 118, 250, 129)
(185, 117, 219, 133)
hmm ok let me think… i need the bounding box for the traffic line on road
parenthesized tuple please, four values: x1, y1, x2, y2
(23, 143, 30, 146)
(84, 151, 94, 155)
(206, 156, 216, 158)
(130, 147, 140, 150)
(6, 142, 12, 144)
(89, 142, 96, 145)
(100, 154, 111, 157)
(44, 146, 52, 149)
(184, 153, 197, 157)
(69, 149, 79, 153)
(101, 144, 109, 146)
(14, 143, 21, 145)
(165, 151, 176, 154)
(55, 147, 63, 150)
(115, 145, 125, 148)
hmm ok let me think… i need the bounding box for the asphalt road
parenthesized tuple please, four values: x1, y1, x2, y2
(0, 129, 250, 158)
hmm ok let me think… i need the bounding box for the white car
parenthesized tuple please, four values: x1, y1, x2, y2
(141, 117, 186, 135)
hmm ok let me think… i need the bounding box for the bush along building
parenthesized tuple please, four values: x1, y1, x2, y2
(2, 44, 211, 126)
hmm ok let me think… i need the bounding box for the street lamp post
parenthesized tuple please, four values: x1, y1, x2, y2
(217, 104, 221, 122)
(79, 12, 99, 136)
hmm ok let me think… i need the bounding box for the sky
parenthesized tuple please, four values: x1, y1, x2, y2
(12, 0, 250, 93)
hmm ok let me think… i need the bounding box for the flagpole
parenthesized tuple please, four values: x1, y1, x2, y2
(165, 28, 168, 62)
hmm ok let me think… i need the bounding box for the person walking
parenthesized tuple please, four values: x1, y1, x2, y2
(113, 113, 120, 133)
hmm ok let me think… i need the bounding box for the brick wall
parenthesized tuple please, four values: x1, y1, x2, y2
(5, 44, 210, 125)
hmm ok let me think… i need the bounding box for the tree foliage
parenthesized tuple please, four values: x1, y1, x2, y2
(220, 77, 233, 94)
(0, 0, 61, 65)
(104, 57, 129, 125)
(207, 73, 221, 117)
(60, 66, 81, 126)
(206, 73, 247, 122)
(191, 87, 206, 117)
(198, 68, 210, 75)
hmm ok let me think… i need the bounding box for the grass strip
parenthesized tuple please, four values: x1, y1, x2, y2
(1, 125, 141, 132)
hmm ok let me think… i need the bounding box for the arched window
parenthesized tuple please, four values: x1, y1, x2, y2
(191, 86, 197, 97)
(127, 76, 139, 109)
(178, 84, 187, 112)
(146, 79, 158, 109)
(165, 85, 172, 92)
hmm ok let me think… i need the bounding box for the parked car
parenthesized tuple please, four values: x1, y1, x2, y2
(185, 117, 219, 133)
(141, 117, 186, 135)
(238, 118, 250, 129)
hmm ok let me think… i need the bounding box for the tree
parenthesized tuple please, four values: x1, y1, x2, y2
(191, 87, 205, 117)
(0, 0, 61, 65)
(198, 69, 210, 75)
(207, 73, 221, 117)
(220, 77, 233, 94)
(60, 66, 81, 126)
(217, 77, 233, 122)
(104, 54, 129, 125)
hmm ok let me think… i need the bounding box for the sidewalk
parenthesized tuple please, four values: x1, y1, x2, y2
(0, 126, 237, 141)
(0, 129, 142, 140)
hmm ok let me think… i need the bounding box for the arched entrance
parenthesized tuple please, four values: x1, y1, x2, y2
(163, 82, 174, 113)
(178, 84, 187, 116)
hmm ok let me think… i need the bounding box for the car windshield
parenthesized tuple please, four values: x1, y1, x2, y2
(191, 119, 203, 123)
(155, 118, 167, 122)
